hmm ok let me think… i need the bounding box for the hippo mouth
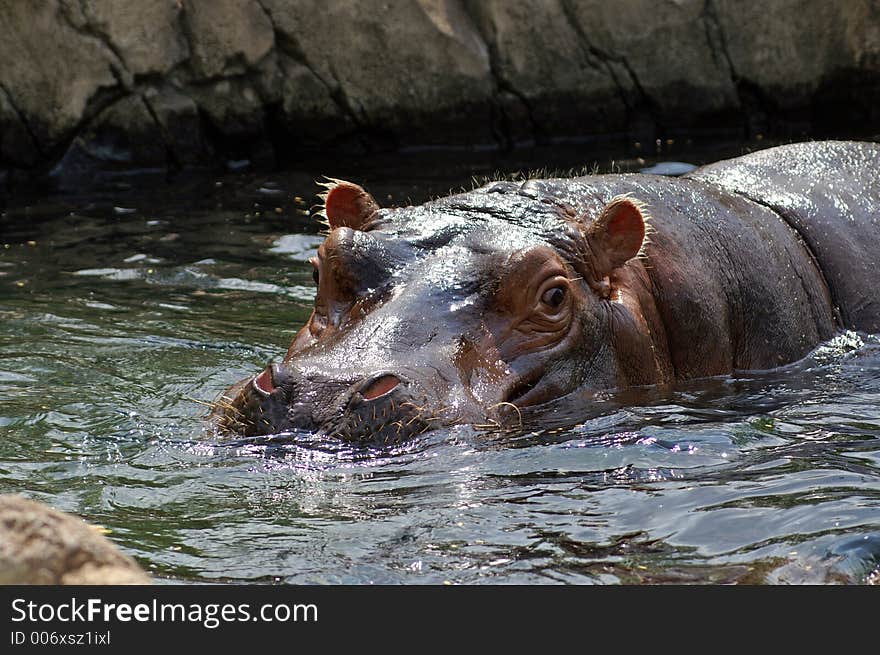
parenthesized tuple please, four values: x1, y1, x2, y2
(503, 370, 548, 408)
(220, 366, 439, 444)
(235, 361, 554, 439)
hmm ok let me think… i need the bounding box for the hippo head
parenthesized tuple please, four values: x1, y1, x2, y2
(214, 179, 656, 443)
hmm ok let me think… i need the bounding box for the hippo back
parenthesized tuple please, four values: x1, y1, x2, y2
(687, 141, 880, 332)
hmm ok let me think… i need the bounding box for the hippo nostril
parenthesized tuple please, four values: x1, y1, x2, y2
(252, 366, 275, 395)
(361, 374, 401, 401)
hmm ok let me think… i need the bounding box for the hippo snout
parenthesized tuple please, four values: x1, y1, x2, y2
(216, 364, 434, 444)
(327, 372, 432, 443)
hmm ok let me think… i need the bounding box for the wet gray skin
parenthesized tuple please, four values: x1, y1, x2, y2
(216, 185, 596, 441)
(214, 141, 880, 444)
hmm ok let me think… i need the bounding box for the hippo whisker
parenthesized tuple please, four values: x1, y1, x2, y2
(213, 397, 240, 410)
(488, 401, 524, 429)
(184, 396, 218, 409)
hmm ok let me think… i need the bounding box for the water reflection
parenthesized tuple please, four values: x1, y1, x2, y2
(1, 147, 879, 584)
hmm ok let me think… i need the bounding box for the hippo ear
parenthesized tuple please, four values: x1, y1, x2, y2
(322, 181, 380, 230)
(585, 195, 647, 276)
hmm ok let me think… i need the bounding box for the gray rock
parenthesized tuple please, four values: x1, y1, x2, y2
(714, 0, 880, 110)
(563, 0, 739, 127)
(76, 94, 166, 165)
(1, 0, 878, 176)
(0, 85, 41, 167)
(187, 76, 268, 139)
(0, 0, 121, 153)
(0, 495, 150, 585)
(274, 54, 356, 144)
(261, 0, 494, 143)
(184, 0, 275, 78)
(77, 0, 190, 78)
(464, 0, 626, 142)
(144, 87, 209, 165)
(51, 87, 210, 175)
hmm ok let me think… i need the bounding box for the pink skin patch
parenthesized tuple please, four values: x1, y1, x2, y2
(362, 375, 400, 400)
(253, 367, 275, 394)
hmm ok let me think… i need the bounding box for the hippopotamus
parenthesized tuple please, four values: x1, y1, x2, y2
(213, 140, 880, 443)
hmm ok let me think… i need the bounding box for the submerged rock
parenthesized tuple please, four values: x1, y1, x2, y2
(0, 495, 150, 585)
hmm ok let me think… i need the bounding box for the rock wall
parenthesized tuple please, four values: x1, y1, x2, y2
(1, 0, 878, 177)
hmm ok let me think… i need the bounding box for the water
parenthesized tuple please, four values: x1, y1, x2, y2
(2, 142, 879, 584)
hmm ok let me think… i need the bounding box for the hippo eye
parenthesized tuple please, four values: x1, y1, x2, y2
(541, 286, 566, 308)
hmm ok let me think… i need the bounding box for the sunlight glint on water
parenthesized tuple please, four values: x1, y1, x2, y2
(1, 146, 879, 584)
